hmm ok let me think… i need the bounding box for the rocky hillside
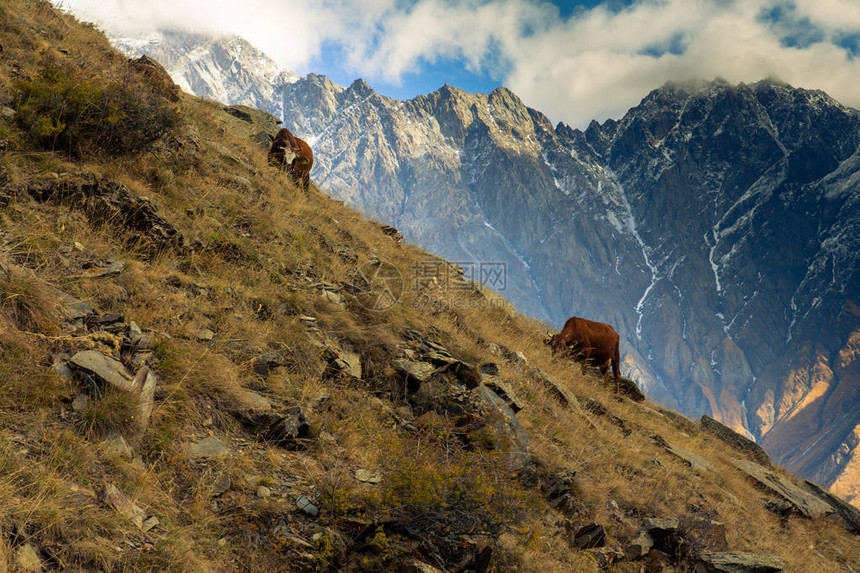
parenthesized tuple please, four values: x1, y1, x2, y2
(2, 2, 860, 571)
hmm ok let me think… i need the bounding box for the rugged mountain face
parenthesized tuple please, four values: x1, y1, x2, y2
(567, 80, 860, 505)
(112, 34, 860, 506)
(113, 30, 297, 120)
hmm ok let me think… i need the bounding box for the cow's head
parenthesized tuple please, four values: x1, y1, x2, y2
(543, 332, 556, 347)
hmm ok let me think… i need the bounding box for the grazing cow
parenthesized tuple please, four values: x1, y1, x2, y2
(268, 128, 314, 191)
(545, 316, 621, 393)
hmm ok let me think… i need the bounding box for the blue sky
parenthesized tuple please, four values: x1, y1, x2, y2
(57, 0, 860, 127)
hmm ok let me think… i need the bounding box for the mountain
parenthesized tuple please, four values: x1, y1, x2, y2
(113, 29, 298, 120)
(109, 33, 860, 508)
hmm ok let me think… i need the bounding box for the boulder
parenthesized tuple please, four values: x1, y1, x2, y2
(569, 522, 605, 549)
(393, 359, 436, 391)
(296, 495, 319, 517)
(481, 375, 524, 413)
(652, 434, 714, 472)
(731, 459, 833, 519)
(472, 385, 529, 467)
(186, 436, 230, 460)
(70, 350, 135, 391)
(242, 407, 309, 448)
(801, 480, 860, 533)
(253, 352, 286, 377)
(694, 552, 785, 572)
(700, 416, 771, 466)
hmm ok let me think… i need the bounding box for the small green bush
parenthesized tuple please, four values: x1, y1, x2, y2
(13, 62, 177, 157)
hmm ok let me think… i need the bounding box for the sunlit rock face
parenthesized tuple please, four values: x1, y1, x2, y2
(112, 30, 860, 505)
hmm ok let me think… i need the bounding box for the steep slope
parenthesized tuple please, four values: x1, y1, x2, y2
(3, 2, 860, 571)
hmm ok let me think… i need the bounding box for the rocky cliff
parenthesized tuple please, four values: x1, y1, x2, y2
(112, 34, 860, 507)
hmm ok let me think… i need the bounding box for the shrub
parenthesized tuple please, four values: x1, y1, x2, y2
(13, 61, 177, 157)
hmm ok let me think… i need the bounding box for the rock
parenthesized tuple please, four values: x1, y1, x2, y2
(238, 390, 271, 411)
(223, 105, 254, 123)
(679, 515, 729, 553)
(142, 515, 160, 532)
(196, 328, 215, 341)
(731, 459, 833, 519)
(14, 543, 42, 572)
(618, 376, 646, 401)
(242, 407, 309, 447)
(624, 531, 654, 561)
(88, 312, 124, 326)
(1, 106, 15, 119)
(694, 551, 785, 572)
(253, 351, 284, 376)
(378, 224, 403, 243)
(128, 320, 143, 339)
(57, 294, 95, 321)
(481, 376, 524, 413)
(336, 350, 362, 379)
(321, 289, 345, 305)
(81, 260, 125, 278)
(296, 495, 319, 517)
(400, 558, 444, 572)
(570, 522, 606, 549)
(212, 473, 232, 497)
(186, 436, 230, 460)
(256, 485, 272, 498)
(529, 368, 581, 410)
(70, 350, 135, 391)
(652, 435, 714, 472)
(472, 385, 529, 467)
(700, 416, 771, 466)
(100, 483, 147, 530)
(132, 366, 158, 429)
(354, 469, 383, 484)
(103, 432, 133, 458)
(644, 517, 679, 535)
(479, 363, 499, 376)
(393, 359, 436, 391)
(585, 547, 623, 568)
(441, 360, 483, 389)
(71, 393, 89, 412)
(133, 332, 156, 350)
(801, 480, 860, 533)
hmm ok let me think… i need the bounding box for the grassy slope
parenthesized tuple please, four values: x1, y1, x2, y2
(0, 1, 858, 571)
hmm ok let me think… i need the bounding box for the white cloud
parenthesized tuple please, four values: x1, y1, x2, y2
(54, 0, 860, 127)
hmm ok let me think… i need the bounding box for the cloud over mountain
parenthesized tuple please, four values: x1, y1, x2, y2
(55, 0, 860, 126)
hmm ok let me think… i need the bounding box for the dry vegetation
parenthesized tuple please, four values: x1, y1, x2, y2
(0, 1, 858, 571)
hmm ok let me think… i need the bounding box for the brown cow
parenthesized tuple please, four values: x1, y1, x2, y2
(268, 128, 314, 191)
(545, 316, 621, 393)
